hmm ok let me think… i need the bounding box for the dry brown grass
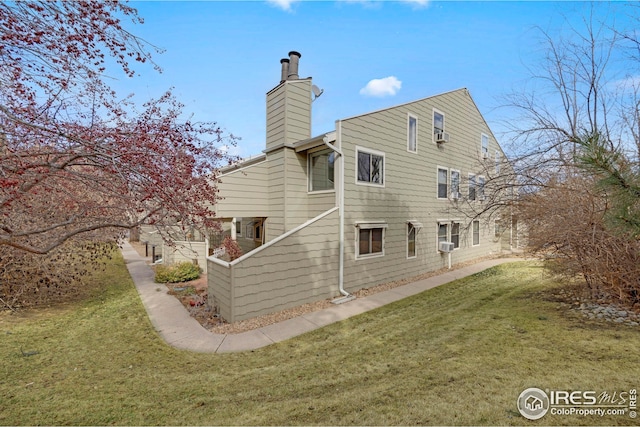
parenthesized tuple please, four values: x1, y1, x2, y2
(1, 256, 638, 425)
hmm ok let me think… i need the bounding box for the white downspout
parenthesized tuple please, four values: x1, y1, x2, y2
(323, 127, 350, 298)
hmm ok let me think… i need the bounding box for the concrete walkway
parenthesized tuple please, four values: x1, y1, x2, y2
(122, 241, 521, 353)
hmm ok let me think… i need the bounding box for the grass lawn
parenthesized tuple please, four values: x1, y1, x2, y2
(1, 252, 639, 426)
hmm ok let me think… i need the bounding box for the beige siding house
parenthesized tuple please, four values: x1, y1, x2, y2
(208, 51, 514, 322)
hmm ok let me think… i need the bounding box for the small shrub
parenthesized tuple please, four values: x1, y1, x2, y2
(154, 262, 200, 283)
(222, 236, 243, 261)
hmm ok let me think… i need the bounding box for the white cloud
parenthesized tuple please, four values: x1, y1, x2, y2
(611, 75, 640, 91)
(266, 0, 298, 11)
(359, 76, 402, 97)
(401, 0, 430, 7)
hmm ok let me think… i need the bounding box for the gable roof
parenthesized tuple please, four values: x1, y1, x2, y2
(338, 87, 503, 149)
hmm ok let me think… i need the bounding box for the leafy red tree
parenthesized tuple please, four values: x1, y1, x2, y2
(221, 236, 243, 262)
(0, 1, 236, 255)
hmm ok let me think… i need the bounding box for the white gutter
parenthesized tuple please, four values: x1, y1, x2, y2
(323, 125, 351, 299)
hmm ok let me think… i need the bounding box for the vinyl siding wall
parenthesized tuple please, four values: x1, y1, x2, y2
(214, 148, 335, 249)
(340, 88, 508, 292)
(215, 160, 269, 219)
(267, 149, 285, 239)
(207, 208, 340, 322)
(163, 241, 208, 272)
(283, 149, 309, 231)
(266, 79, 312, 149)
(139, 225, 164, 247)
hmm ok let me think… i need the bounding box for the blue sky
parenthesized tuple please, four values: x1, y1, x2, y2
(115, 1, 632, 158)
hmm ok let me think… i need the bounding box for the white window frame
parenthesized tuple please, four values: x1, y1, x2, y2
(253, 220, 263, 244)
(451, 221, 461, 249)
(450, 169, 461, 199)
(472, 220, 480, 246)
(245, 223, 254, 239)
(478, 176, 485, 201)
(308, 147, 335, 193)
(355, 222, 387, 260)
(437, 222, 449, 250)
(407, 113, 418, 153)
(468, 173, 477, 201)
(437, 166, 449, 200)
(437, 221, 461, 250)
(433, 108, 445, 143)
(481, 133, 489, 157)
(356, 146, 385, 187)
(406, 221, 422, 259)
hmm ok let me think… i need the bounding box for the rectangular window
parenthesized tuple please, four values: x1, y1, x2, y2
(468, 173, 476, 201)
(236, 220, 242, 237)
(451, 169, 460, 199)
(357, 226, 385, 258)
(438, 223, 448, 244)
(254, 220, 263, 243)
(473, 220, 480, 246)
(408, 114, 417, 153)
(481, 133, 489, 157)
(407, 224, 416, 258)
(309, 149, 335, 192)
(494, 219, 501, 238)
(433, 109, 444, 135)
(451, 222, 460, 249)
(495, 151, 501, 174)
(357, 148, 384, 186)
(478, 176, 485, 200)
(437, 167, 448, 199)
(246, 223, 254, 239)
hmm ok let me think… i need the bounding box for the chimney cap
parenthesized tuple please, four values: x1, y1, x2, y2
(280, 58, 290, 64)
(288, 51, 302, 58)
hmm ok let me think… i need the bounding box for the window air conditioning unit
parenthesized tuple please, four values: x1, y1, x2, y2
(482, 152, 489, 159)
(439, 241, 455, 253)
(435, 132, 450, 143)
(451, 192, 461, 200)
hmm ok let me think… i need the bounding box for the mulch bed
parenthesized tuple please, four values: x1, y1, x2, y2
(164, 277, 226, 330)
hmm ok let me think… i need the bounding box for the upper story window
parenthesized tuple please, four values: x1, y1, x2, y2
(478, 176, 485, 200)
(468, 173, 477, 201)
(451, 169, 461, 199)
(433, 109, 445, 141)
(357, 147, 385, 186)
(309, 148, 335, 192)
(437, 167, 448, 199)
(495, 151, 501, 174)
(433, 109, 450, 143)
(407, 114, 417, 153)
(481, 133, 489, 158)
